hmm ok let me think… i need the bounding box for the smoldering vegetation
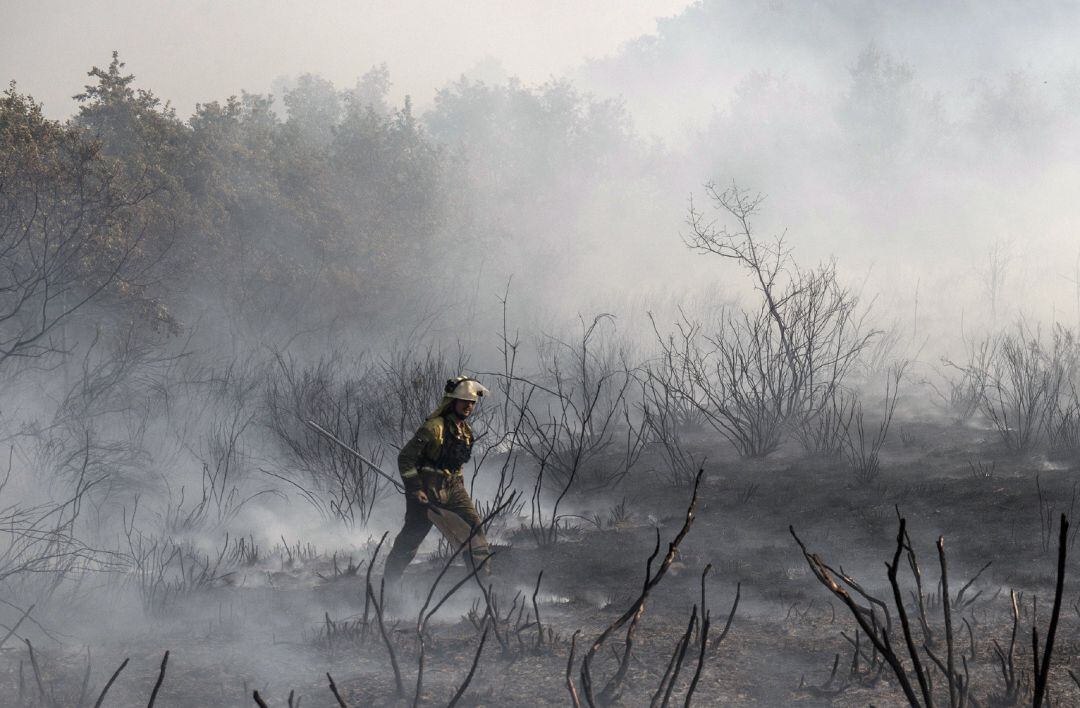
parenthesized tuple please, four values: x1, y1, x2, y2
(4, 2, 1080, 705)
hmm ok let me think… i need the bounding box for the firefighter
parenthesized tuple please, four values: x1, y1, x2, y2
(383, 375, 491, 586)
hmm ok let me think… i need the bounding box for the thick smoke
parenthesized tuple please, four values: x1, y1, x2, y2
(2, 2, 1079, 705)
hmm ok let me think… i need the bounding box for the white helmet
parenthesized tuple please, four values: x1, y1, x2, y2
(444, 375, 489, 402)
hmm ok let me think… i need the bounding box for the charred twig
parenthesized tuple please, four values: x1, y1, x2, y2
(25, 639, 55, 708)
(697, 564, 711, 647)
(938, 536, 957, 708)
(822, 558, 893, 634)
(0, 603, 35, 650)
(896, 506, 933, 646)
(471, 582, 509, 655)
(961, 655, 970, 707)
(415, 554, 496, 704)
(849, 630, 861, 677)
(567, 630, 583, 708)
(801, 652, 853, 699)
(147, 650, 170, 707)
(366, 577, 404, 697)
(654, 608, 697, 708)
(416, 495, 514, 705)
(327, 672, 347, 707)
(953, 561, 992, 611)
(840, 631, 879, 676)
(362, 531, 388, 643)
(922, 643, 970, 708)
(991, 591, 1021, 702)
(1032, 514, 1069, 708)
(446, 625, 489, 708)
(712, 582, 740, 648)
(685, 609, 711, 707)
(963, 618, 976, 663)
(532, 570, 544, 649)
(582, 468, 705, 706)
(791, 524, 923, 706)
(253, 690, 269, 708)
(93, 657, 129, 708)
(650, 614, 689, 708)
(824, 653, 841, 690)
(75, 649, 92, 708)
(1031, 626, 1040, 697)
(885, 519, 931, 706)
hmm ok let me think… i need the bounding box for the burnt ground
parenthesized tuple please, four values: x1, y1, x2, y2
(4, 419, 1080, 707)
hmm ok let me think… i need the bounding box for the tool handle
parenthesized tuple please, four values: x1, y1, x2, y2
(304, 419, 406, 494)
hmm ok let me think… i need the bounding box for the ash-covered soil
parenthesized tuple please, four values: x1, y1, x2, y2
(4, 420, 1080, 707)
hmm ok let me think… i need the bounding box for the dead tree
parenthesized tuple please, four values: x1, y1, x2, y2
(511, 318, 644, 544)
(516, 315, 643, 492)
(640, 365, 704, 487)
(264, 351, 386, 525)
(933, 330, 994, 425)
(842, 361, 906, 484)
(0, 449, 113, 601)
(664, 181, 875, 458)
(974, 324, 1072, 453)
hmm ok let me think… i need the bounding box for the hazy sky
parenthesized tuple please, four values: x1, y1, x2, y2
(3, 0, 694, 118)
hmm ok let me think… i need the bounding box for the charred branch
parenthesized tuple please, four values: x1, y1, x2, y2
(580, 468, 705, 706)
(146, 650, 169, 707)
(1032, 514, 1069, 707)
(445, 625, 489, 708)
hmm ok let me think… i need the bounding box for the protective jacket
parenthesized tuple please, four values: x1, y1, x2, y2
(397, 407, 473, 493)
(385, 402, 486, 586)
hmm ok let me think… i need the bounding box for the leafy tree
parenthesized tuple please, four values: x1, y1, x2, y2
(424, 77, 637, 282)
(969, 70, 1054, 155)
(0, 84, 154, 365)
(184, 93, 296, 323)
(330, 95, 445, 303)
(344, 63, 393, 116)
(837, 43, 946, 163)
(72, 52, 187, 325)
(282, 73, 342, 147)
(181, 71, 450, 331)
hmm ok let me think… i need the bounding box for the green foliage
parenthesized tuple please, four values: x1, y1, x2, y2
(72, 52, 188, 327)
(4, 55, 646, 342)
(424, 77, 639, 282)
(0, 82, 163, 363)
(427, 77, 633, 197)
(63, 56, 457, 335)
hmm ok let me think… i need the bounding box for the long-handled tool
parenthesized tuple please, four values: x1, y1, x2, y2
(304, 419, 480, 552)
(305, 419, 405, 493)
